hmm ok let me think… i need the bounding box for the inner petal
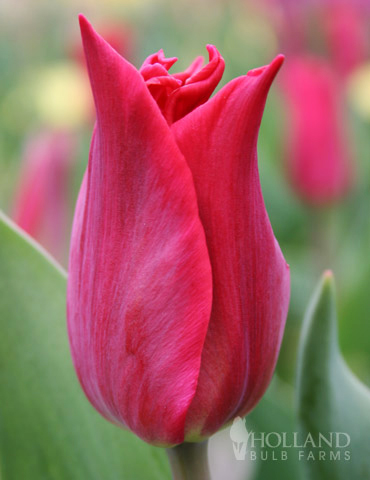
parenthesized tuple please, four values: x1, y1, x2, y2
(139, 46, 225, 125)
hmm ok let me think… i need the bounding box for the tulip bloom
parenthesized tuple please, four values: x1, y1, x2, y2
(281, 56, 353, 206)
(13, 130, 75, 260)
(67, 15, 290, 446)
(322, 3, 368, 78)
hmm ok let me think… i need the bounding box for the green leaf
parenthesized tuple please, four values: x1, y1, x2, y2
(297, 271, 370, 479)
(0, 212, 170, 480)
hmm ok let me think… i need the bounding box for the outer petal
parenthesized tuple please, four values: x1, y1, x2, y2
(67, 16, 212, 446)
(172, 56, 290, 439)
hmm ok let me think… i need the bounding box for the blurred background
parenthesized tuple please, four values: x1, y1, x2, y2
(0, 0, 369, 421)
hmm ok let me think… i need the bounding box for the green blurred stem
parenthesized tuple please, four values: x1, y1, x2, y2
(166, 441, 211, 480)
(309, 207, 336, 273)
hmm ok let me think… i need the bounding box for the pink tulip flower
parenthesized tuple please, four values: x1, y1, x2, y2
(13, 130, 75, 260)
(67, 15, 290, 446)
(281, 56, 353, 206)
(322, 3, 368, 78)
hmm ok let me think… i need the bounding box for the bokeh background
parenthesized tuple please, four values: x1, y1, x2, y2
(0, 0, 369, 444)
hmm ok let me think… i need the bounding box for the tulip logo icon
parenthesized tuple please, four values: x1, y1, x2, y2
(230, 417, 250, 460)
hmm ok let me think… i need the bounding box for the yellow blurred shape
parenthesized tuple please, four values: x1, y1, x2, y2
(33, 63, 92, 128)
(347, 62, 370, 121)
(239, 15, 278, 55)
(224, 12, 278, 67)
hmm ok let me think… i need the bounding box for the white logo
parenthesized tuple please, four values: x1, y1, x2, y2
(229, 417, 251, 460)
(229, 418, 351, 462)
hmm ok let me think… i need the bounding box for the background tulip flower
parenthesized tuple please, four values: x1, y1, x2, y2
(67, 15, 290, 447)
(258, 0, 362, 209)
(322, 3, 368, 78)
(13, 129, 75, 260)
(281, 56, 353, 206)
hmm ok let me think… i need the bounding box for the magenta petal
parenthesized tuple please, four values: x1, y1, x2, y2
(172, 55, 290, 439)
(165, 45, 225, 124)
(141, 64, 182, 112)
(173, 56, 204, 83)
(140, 49, 178, 71)
(67, 16, 212, 446)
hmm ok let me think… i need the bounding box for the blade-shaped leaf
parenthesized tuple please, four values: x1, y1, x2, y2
(297, 271, 370, 479)
(0, 212, 170, 480)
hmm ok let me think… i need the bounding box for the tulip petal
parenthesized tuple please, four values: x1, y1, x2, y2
(165, 45, 225, 124)
(67, 16, 212, 446)
(140, 49, 178, 71)
(172, 56, 290, 439)
(139, 46, 224, 125)
(173, 56, 204, 83)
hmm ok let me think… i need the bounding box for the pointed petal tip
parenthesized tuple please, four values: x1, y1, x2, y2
(204, 45, 224, 66)
(247, 53, 284, 81)
(262, 53, 285, 80)
(206, 44, 216, 54)
(272, 53, 285, 69)
(78, 14, 104, 78)
(78, 13, 124, 75)
(78, 14, 98, 50)
(78, 13, 91, 32)
(78, 14, 104, 49)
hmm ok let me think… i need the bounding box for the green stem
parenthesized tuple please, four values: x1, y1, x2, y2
(309, 206, 336, 274)
(166, 441, 211, 480)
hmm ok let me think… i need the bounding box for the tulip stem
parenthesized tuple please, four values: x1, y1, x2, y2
(309, 207, 336, 274)
(166, 440, 211, 480)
